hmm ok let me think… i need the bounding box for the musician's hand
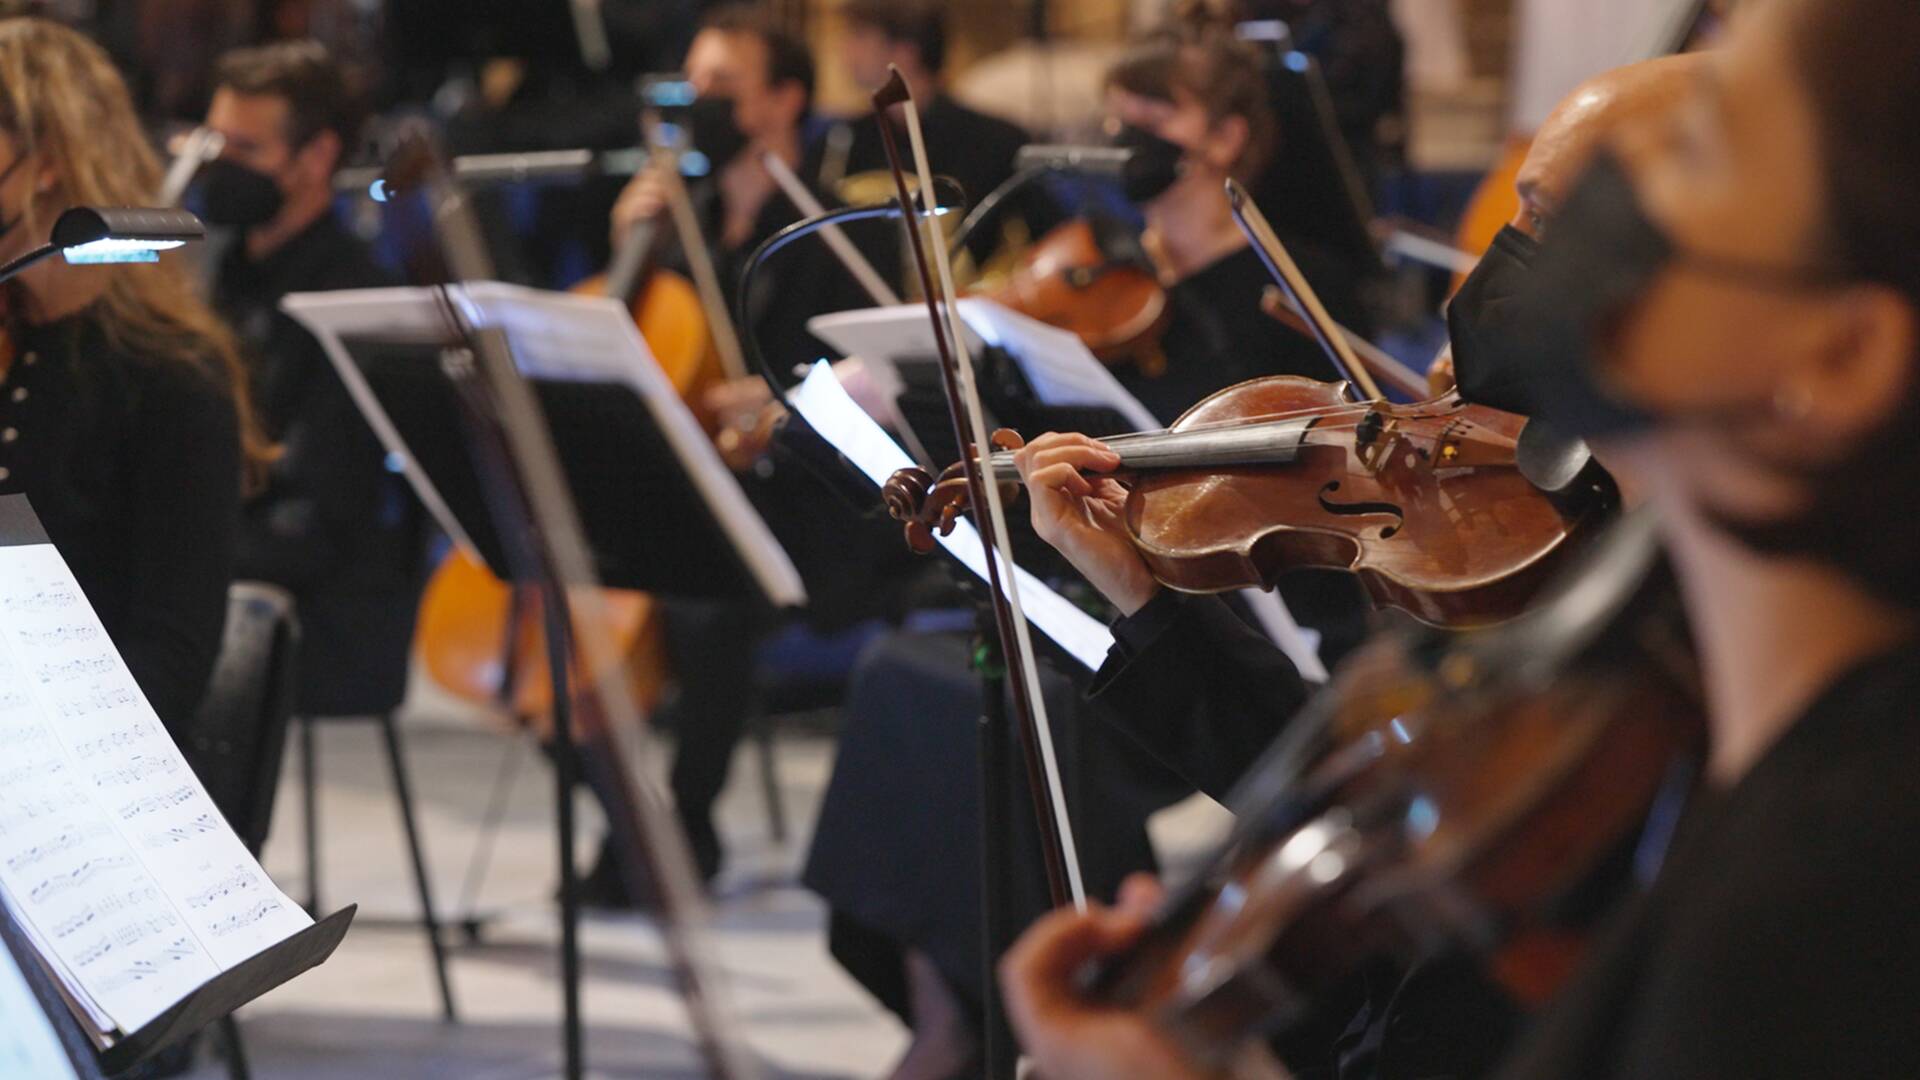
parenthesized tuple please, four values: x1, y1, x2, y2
(1427, 346, 1457, 397)
(610, 165, 670, 245)
(1012, 433, 1159, 616)
(1000, 875, 1212, 1080)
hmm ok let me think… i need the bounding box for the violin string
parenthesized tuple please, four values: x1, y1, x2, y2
(985, 401, 1481, 463)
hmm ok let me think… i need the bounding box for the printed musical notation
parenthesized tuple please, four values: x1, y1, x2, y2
(184, 868, 259, 911)
(141, 813, 221, 850)
(27, 855, 135, 904)
(18, 623, 101, 647)
(88, 754, 181, 790)
(72, 720, 155, 762)
(1, 581, 80, 614)
(115, 785, 195, 822)
(207, 899, 283, 939)
(0, 538, 313, 1036)
(3, 823, 111, 874)
(34, 653, 117, 685)
(57, 684, 140, 719)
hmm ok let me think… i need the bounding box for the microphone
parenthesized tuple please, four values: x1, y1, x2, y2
(1013, 144, 1136, 177)
(344, 147, 655, 199)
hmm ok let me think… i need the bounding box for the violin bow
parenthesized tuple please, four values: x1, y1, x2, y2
(392, 127, 762, 1080)
(1225, 178, 1386, 404)
(760, 150, 902, 307)
(871, 67, 1089, 911)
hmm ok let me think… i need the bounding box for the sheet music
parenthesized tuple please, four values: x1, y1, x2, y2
(0, 926, 79, 1080)
(787, 362, 1114, 671)
(0, 542, 310, 1039)
(808, 300, 1161, 433)
(282, 284, 807, 610)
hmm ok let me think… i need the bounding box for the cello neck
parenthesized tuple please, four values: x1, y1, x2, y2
(603, 217, 658, 304)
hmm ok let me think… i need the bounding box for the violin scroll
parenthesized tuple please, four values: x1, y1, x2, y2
(884, 428, 1028, 554)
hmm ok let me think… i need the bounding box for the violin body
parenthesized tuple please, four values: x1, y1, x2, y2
(1092, 509, 1703, 1067)
(886, 375, 1611, 628)
(978, 219, 1170, 372)
(1132, 378, 1598, 627)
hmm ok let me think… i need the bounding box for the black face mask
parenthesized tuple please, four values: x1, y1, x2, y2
(1512, 151, 1920, 607)
(189, 157, 286, 228)
(1457, 155, 1667, 438)
(1111, 123, 1185, 204)
(681, 95, 748, 176)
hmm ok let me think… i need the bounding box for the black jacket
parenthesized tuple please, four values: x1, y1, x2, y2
(0, 310, 240, 736)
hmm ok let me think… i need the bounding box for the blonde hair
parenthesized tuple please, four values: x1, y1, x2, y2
(0, 17, 272, 480)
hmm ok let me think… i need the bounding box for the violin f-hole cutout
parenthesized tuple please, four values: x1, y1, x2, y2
(1318, 481, 1405, 539)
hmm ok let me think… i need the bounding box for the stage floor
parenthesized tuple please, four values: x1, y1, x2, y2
(179, 682, 1229, 1078)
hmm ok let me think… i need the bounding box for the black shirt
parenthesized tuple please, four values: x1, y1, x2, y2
(1498, 642, 1920, 1079)
(214, 214, 422, 715)
(0, 310, 240, 736)
(1124, 244, 1351, 426)
(833, 94, 1030, 250)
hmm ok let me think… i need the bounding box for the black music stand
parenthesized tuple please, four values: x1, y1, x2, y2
(330, 330, 781, 1080)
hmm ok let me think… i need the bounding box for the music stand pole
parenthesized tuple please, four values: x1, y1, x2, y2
(438, 343, 588, 1080)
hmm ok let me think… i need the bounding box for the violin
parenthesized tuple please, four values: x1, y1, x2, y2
(886, 378, 1610, 628)
(976, 217, 1170, 375)
(1080, 507, 1702, 1070)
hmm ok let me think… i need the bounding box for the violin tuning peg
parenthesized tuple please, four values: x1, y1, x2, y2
(937, 503, 962, 537)
(903, 521, 937, 555)
(991, 428, 1027, 451)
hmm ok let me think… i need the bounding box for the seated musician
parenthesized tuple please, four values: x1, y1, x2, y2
(597, 2, 883, 894)
(0, 19, 269, 736)
(1002, 0, 1920, 1075)
(199, 41, 423, 722)
(831, 0, 1031, 263)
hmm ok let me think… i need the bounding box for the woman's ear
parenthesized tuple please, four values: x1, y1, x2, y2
(1205, 114, 1250, 173)
(1795, 284, 1919, 443)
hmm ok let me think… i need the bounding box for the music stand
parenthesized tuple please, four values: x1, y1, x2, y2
(285, 284, 797, 1080)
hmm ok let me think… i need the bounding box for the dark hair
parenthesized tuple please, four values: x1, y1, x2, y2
(213, 39, 356, 155)
(842, 0, 947, 74)
(700, 3, 816, 111)
(1106, 8, 1275, 182)
(1713, 0, 1920, 607)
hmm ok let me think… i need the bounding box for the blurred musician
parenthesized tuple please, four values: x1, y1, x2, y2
(601, 2, 874, 894)
(1003, 0, 1920, 1075)
(0, 19, 269, 735)
(830, 0, 1030, 262)
(198, 41, 422, 722)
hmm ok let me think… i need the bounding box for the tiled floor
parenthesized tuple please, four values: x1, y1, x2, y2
(180, 689, 1231, 1079)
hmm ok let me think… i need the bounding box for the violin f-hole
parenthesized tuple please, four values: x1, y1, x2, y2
(1318, 481, 1405, 539)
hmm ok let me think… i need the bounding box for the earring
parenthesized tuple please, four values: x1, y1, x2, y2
(1772, 383, 1814, 421)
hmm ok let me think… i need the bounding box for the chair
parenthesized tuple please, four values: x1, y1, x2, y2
(294, 584, 458, 1022)
(181, 582, 300, 1080)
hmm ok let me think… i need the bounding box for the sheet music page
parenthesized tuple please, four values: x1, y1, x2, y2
(283, 284, 808, 610)
(0, 542, 310, 1037)
(0, 927, 79, 1079)
(786, 362, 1115, 671)
(954, 299, 1163, 433)
(458, 282, 806, 608)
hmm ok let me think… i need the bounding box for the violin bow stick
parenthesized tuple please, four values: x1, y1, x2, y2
(873, 67, 1089, 912)
(760, 150, 902, 307)
(1225, 179, 1386, 404)
(644, 113, 753, 381)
